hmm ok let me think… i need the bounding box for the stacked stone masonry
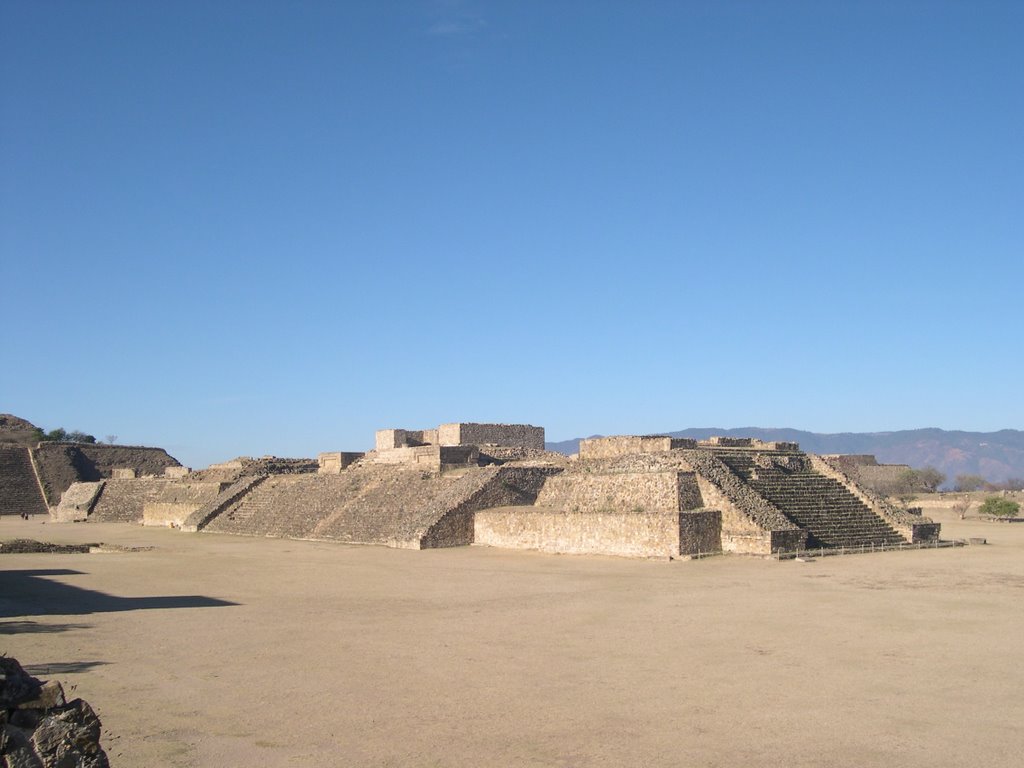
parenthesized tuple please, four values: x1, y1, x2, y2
(142, 481, 229, 527)
(201, 464, 556, 548)
(579, 436, 698, 460)
(438, 423, 545, 450)
(31, 443, 180, 506)
(89, 479, 172, 523)
(51, 481, 105, 522)
(712, 449, 905, 548)
(0, 446, 47, 516)
(38, 424, 941, 559)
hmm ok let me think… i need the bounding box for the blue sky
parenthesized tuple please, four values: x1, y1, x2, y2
(2, 1, 1022, 468)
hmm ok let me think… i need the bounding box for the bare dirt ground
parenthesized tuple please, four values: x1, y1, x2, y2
(2, 507, 1023, 767)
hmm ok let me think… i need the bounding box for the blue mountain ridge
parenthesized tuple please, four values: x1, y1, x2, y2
(545, 427, 1024, 486)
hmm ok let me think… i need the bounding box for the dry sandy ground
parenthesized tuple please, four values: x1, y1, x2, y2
(2, 508, 1023, 767)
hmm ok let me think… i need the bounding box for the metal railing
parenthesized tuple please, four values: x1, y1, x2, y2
(772, 538, 965, 560)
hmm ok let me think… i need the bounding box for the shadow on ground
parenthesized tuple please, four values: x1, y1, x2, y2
(0, 620, 92, 634)
(22, 660, 109, 675)
(0, 569, 238, 618)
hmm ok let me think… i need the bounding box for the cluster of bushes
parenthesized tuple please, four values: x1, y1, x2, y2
(32, 428, 97, 444)
(952, 474, 1024, 492)
(882, 469, 1024, 498)
(978, 496, 1021, 518)
(879, 467, 946, 502)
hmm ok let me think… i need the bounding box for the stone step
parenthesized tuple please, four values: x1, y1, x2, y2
(716, 454, 905, 548)
(0, 446, 48, 516)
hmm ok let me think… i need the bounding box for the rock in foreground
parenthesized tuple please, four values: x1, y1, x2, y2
(1, 656, 109, 768)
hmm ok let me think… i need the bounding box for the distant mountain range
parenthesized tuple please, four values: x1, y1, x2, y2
(546, 428, 1024, 487)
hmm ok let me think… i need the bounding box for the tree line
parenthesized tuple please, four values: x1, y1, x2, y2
(33, 427, 118, 445)
(876, 467, 1023, 498)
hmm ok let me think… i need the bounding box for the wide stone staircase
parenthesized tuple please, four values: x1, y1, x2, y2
(89, 479, 169, 522)
(200, 465, 554, 547)
(714, 451, 906, 549)
(203, 474, 330, 539)
(0, 445, 48, 516)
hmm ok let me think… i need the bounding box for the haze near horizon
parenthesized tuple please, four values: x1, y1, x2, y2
(2, 1, 1021, 469)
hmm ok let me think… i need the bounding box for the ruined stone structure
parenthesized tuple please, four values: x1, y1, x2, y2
(0, 419, 182, 518)
(370, 423, 545, 472)
(474, 436, 936, 557)
(34, 418, 941, 559)
(824, 454, 916, 494)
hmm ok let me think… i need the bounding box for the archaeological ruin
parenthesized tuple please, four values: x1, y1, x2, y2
(0, 416, 941, 558)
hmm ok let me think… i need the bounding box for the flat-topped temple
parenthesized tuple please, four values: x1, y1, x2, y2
(2, 418, 941, 559)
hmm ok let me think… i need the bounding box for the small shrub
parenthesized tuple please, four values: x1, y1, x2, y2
(979, 496, 1020, 518)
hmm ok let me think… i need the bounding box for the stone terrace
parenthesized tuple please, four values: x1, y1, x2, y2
(200, 464, 554, 548)
(36, 422, 942, 559)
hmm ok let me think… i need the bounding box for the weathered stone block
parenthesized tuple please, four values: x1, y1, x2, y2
(317, 452, 364, 474)
(438, 423, 544, 450)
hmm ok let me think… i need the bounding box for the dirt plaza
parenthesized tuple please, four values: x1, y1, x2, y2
(1, 506, 1021, 767)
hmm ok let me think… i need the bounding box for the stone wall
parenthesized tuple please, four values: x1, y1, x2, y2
(198, 464, 557, 549)
(678, 510, 722, 556)
(477, 446, 567, 465)
(474, 463, 720, 558)
(73, 444, 180, 478)
(317, 452, 364, 474)
(474, 507, 682, 558)
(51, 481, 104, 522)
(421, 466, 558, 548)
(30, 443, 180, 506)
(578, 436, 697, 460)
(705, 436, 754, 447)
(369, 445, 479, 471)
(823, 454, 916, 494)
(438, 423, 545, 450)
(29, 444, 91, 507)
(677, 449, 801, 554)
(375, 429, 439, 449)
(693, 475, 775, 554)
(142, 481, 227, 527)
(0, 445, 47, 516)
(535, 468, 699, 515)
(89, 479, 170, 523)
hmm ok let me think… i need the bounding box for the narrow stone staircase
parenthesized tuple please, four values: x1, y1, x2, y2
(715, 451, 905, 549)
(0, 445, 48, 516)
(204, 475, 329, 537)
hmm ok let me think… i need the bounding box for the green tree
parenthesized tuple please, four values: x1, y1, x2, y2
(916, 467, 946, 492)
(955, 474, 986, 492)
(888, 469, 921, 505)
(979, 496, 1020, 518)
(41, 427, 97, 443)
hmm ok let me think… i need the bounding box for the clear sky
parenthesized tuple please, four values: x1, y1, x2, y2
(2, 1, 1022, 468)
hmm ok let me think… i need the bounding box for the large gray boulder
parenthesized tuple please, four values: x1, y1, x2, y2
(1, 657, 109, 768)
